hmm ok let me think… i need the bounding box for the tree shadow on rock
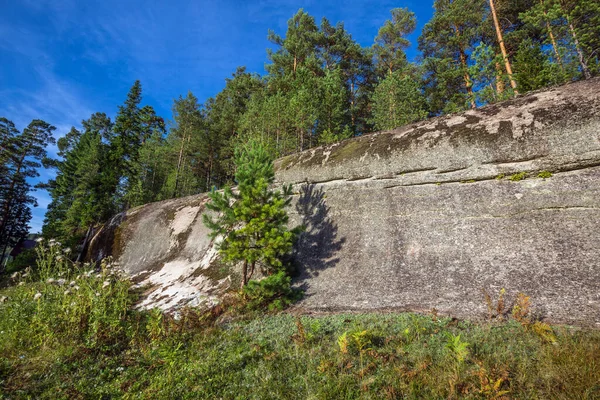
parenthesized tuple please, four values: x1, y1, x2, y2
(292, 184, 345, 284)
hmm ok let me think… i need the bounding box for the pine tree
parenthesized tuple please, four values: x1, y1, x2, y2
(370, 70, 428, 131)
(419, 0, 487, 113)
(111, 81, 165, 209)
(0, 119, 55, 267)
(373, 8, 417, 78)
(203, 140, 301, 288)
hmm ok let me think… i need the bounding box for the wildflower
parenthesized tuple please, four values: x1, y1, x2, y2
(95, 292, 101, 297)
(64, 247, 72, 254)
(85, 270, 93, 277)
(64, 290, 71, 296)
(57, 279, 66, 286)
(18, 282, 25, 286)
(33, 293, 42, 301)
(10, 272, 19, 279)
(95, 274, 102, 279)
(46, 278, 55, 284)
(0, 296, 7, 303)
(73, 285, 80, 291)
(116, 366, 125, 372)
(55, 255, 63, 262)
(22, 273, 29, 278)
(102, 281, 110, 289)
(76, 275, 81, 280)
(69, 281, 76, 287)
(35, 237, 44, 243)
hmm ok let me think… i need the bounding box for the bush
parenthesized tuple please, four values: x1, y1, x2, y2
(0, 240, 134, 352)
(4, 248, 37, 275)
(242, 271, 302, 311)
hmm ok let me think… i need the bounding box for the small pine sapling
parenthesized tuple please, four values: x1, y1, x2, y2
(203, 140, 303, 289)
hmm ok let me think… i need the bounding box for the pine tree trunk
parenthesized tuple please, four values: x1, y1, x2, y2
(565, 15, 591, 79)
(489, 0, 519, 95)
(249, 260, 256, 281)
(173, 134, 186, 198)
(350, 81, 356, 127)
(453, 25, 476, 109)
(77, 224, 94, 262)
(540, 0, 563, 69)
(241, 260, 248, 288)
(495, 61, 505, 95)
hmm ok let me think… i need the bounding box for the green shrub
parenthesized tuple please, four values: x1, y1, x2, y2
(0, 241, 134, 351)
(242, 271, 302, 311)
(4, 248, 37, 274)
(537, 170, 553, 179)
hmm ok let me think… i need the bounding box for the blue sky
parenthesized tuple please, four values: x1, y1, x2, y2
(0, 0, 434, 233)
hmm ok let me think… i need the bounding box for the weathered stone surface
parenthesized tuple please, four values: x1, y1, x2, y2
(89, 78, 600, 326)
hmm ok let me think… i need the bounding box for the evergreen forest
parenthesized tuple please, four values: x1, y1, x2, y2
(1, 0, 599, 262)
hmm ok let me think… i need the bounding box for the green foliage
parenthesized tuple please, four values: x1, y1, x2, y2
(242, 271, 302, 311)
(369, 70, 428, 130)
(0, 242, 133, 352)
(509, 172, 527, 181)
(445, 333, 470, 363)
(203, 140, 302, 287)
(372, 8, 416, 77)
(538, 170, 553, 178)
(4, 248, 37, 274)
(1, 298, 599, 399)
(0, 118, 56, 268)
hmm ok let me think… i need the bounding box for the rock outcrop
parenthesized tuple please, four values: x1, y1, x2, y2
(89, 78, 600, 326)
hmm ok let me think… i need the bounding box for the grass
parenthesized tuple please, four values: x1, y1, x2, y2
(1, 243, 600, 399)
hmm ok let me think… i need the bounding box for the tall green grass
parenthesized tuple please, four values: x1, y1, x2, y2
(1, 242, 599, 399)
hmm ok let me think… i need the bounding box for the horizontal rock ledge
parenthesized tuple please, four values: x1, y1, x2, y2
(89, 77, 600, 326)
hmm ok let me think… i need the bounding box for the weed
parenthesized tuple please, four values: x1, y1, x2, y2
(509, 172, 527, 181)
(512, 293, 532, 324)
(537, 170, 553, 179)
(475, 364, 510, 399)
(483, 288, 507, 320)
(337, 331, 349, 354)
(445, 333, 470, 363)
(496, 173, 505, 180)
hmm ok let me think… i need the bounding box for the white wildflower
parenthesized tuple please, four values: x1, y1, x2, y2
(95, 292, 101, 297)
(55, 255, 63, 262)
(57, 279, 66, 286)
(0, 296, 7, 303)
(95, 274, 102, 279)
(46, 278, 55, 284)
(85, 270, 93, 277)
(64, 247, 72, 254)
(64, 290, 71, 296)
(35, 237, 44, 243)
(76, 275, 81, 280)
(10, 272, 19, 279)
(33, 293, 42, 301)
(18, 282, 25, 286)
(73, 285, 80, 291)
(116, 366, 125, 372)
(102, 281, 110, 289)
(22, 273, 29, 278)
(69, 281, 76, 287)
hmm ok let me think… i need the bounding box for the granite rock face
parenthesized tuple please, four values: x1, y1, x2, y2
(89, 78, 600, 326)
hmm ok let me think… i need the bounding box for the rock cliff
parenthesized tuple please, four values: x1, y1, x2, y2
(88, 78, 600, 326)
